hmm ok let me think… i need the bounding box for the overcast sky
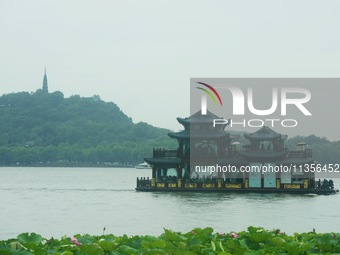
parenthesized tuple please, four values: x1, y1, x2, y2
(1, 1, 340, 139)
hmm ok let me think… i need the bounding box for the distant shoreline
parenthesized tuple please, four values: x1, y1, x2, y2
(0, 162, 135, 168)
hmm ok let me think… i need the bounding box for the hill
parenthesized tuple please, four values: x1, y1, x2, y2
(0, 90, 176, 166)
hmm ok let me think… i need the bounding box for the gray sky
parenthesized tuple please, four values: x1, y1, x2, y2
(1, 1, 340, 138)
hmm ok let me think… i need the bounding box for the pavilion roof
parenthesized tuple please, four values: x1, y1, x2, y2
(177, 110, 227, 125)
(168, 129, 229, 140)
(244, 126, 283, 140)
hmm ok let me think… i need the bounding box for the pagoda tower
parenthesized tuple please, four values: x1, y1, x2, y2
(42, 68, 48, 93)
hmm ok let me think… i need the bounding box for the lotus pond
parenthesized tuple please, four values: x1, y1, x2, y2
(1, 227, 340, 255)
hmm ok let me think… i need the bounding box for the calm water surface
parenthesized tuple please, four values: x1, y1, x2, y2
(0, 167, 339, 239)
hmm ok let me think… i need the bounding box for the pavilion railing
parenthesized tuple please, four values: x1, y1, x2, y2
(136, 177, 151, 188)
(152, 148, 179, 158)
(286, 149, 312, 158)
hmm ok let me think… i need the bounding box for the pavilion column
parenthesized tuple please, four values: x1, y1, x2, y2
(178, 165, 182, 179)
(177, 165, 182, 188)
(303, 165, 309, 189)
(276, 168, 281, 189)
(244, 170, 249, 188)
(152, 167, 156, 179)
(178, 140, 183, 157)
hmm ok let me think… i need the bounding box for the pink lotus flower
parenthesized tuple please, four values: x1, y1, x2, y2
(333, 233, 337, 239)
(191, 231, 196, 235)
(219, 232, 225, 236)
(71, 237, 81, 246)
(229, 232, 239, 238)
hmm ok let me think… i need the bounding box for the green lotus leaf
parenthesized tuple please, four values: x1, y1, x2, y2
(116, 244, 139, 254)
(97, 240, 115, 252)
(79, 243, 104, 255)
(76, 234, 95, 245)
(271, 236, 286, 246)
(17, 233, 43, 245)
(162, 229, 186, 242)
(128, 235, 143, 249)
(189, 235, 202, 247)
(248, 232, 271, 243)
(150, 239, 166, 249)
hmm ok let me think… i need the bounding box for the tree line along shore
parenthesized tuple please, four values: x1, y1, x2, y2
(0, 91, 339, 166)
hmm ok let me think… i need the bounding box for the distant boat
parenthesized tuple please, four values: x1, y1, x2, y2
(135, 162, 151, 169)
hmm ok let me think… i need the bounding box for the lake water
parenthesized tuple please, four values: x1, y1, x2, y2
(0, 167, 339, 240)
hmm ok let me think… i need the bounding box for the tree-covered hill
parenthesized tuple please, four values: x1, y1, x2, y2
(0, 90, 176, 166)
